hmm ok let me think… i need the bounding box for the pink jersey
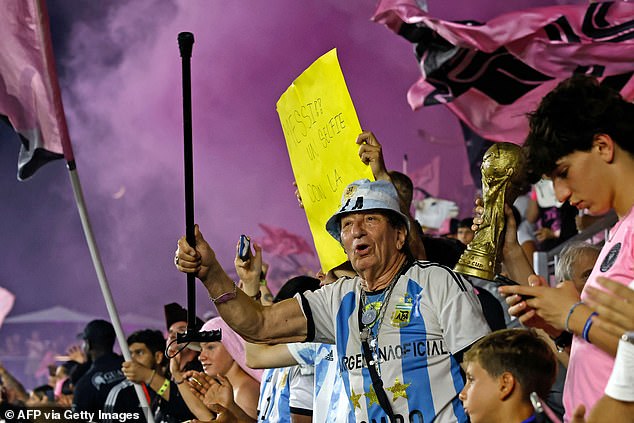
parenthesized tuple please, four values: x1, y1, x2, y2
(563, 206, 634, 422)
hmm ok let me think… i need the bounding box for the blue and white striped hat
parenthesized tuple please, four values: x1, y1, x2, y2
(325, 179, 410, 242)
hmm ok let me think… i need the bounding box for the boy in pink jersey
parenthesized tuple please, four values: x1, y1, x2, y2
(498, 75, 634, 421)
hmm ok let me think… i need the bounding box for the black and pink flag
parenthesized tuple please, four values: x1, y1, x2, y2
(0, 0, 71, 179)
(373, 0, 634, 143)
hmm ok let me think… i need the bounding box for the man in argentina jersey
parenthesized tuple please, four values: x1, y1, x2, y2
(302, 261, 490, 422)
(175, 179, 490, 423)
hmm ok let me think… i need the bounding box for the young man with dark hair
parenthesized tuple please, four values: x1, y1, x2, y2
(459, 329, 557, 423)
(500, 75, 634, 420)
(107, 329, 195, 423)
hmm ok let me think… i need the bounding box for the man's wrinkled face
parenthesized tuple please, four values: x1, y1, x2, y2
(339, 211, 405, 276)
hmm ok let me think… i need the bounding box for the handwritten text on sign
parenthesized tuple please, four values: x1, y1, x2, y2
(277, 49, 372, 272)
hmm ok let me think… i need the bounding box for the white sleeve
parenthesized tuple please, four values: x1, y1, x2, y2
(423, 266, 490, 353)
(517, 220, 536, 245)
(604, 338, 634, 401)
(288, 365, 314, 414)
(296, 279, 352, 344)
(287, 342, 319, 366)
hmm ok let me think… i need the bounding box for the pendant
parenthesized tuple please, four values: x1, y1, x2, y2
(361, 308, 378, 326)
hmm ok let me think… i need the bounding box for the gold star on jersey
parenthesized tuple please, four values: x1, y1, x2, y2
(387, 378, 411, 400)
(350, 388, 362, 410)
(365, 385, 380, 406)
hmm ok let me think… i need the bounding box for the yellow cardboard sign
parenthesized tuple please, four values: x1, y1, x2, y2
(277, 48, 373, 272)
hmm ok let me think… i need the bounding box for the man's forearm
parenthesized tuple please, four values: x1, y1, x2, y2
(202, 269, 307, 344)
(503, 244, 534, 285)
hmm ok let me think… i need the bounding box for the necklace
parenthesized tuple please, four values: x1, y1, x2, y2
(360, 278, 398, 328)
(359, 260, 410, 375)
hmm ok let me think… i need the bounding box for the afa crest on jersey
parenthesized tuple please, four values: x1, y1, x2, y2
(391, 293, 414, 327)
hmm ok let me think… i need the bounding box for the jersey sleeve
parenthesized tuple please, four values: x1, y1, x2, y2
(287, 342, 319, 366)
(296, 281, 347, 344)
(422, 265, 490, 353)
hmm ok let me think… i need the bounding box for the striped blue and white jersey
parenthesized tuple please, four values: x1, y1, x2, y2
(256, 365, 313, 422)
(287, 342, 351, 422)
(300, 261, 490, 423)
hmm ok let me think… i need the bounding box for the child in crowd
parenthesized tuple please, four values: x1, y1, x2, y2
(459, 329, 557, 423)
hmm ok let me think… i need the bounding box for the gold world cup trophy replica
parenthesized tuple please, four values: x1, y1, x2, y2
(454, 142, 526, 280)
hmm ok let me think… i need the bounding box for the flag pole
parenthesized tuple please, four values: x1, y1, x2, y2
(36, 1, 155, 420)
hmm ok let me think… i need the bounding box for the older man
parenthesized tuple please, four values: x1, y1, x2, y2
(175, 179, 490, 422)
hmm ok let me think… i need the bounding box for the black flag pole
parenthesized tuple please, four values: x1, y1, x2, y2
(177, 32, 220, 344)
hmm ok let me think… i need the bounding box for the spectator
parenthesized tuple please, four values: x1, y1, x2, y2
(72, 320, 128, 416)
(571, 278, 634, 423)
(499, 75, 634, 420)
(459, 328, 557, 423)
(108, 329, 194, 423)
(173, 317, 261, 422)
(163, 303, 203, 374)
(175, 178, 490, 422)
(555, 242, 601, 294)
(456, 218, 475, 246)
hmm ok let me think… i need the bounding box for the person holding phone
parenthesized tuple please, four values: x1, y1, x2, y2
(498, 75, 634, 421)
(175, 179, 489, 423)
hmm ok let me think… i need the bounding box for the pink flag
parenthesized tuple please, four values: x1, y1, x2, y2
(0, 287, 15, 327)
(373, 0, 634, 143)
(257, 223, 315, 257)
(409, 155, 440, 197)
(0, 0, 72, 180)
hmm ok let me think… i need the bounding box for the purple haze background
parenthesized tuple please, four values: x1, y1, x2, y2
(0, 0, 582, 325)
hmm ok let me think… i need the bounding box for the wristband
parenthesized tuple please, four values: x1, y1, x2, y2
(145, 369, 156, 385)
(554, 331, 573, 353)
(582, 311, 598, 343)
(605, 335, 634, 401)
(174, 377, 185, 385)
(210, 283, 237, 304)
(565, 301, 584, 333)
(260, 279, 267, 286)
(157, 378, 170, 395)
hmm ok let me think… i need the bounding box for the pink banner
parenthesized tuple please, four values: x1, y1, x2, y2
(0, 0, 72, 179)
(257, 223, 315, 257)
(373, 0, 634, 143)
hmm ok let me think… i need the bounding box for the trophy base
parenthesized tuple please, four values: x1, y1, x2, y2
(454, 250, 495, 281)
